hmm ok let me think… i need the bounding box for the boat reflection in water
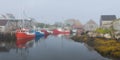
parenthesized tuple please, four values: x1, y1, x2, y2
(0, 40, 16, 53)
(16, 33, 48, 49)
(15, 34, 46, 60)
(35, 36, 44, 42)
(16, 38, 34, 59)
(53, 33, 70, 39)
(16, 38, 34, 48)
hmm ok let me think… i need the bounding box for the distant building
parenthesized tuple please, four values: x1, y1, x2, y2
(65, 19, 83, 29)
(65, 19, 76, 26)
(54, 22, 64, 28)
(72, 20, 83, 29)
(0, 19, 34, 32)
(84, 20, 98, 32)
(0, 20, 8, 32)
(100, 15, 116, 29)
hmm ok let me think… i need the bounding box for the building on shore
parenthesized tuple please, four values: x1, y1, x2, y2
(54, 22, 64, 28)
(65, 19, 83, 29)
(0, 20, 8, 32)
(64, 19, 83, 34)
(84, 19, 98, 32)
(100, 15, 116, 29)
(0, 19, 34, 32)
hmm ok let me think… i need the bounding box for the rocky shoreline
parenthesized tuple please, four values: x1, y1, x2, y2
(71, 35, 120, 60)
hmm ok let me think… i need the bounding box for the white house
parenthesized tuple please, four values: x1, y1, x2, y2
(84, 20, 98, 32)
(100, 15, 116, 29)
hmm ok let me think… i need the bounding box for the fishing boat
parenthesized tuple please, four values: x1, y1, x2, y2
(41, 29, 50, 35)
(33, 27, 45, 37)
(52, 28, 70, 34)
(35, 31, 44, 37)
(16, 28, 35, 40)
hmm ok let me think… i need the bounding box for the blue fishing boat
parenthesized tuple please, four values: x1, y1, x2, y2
(35, 31, 44, 37)
(31, 28, 45, 37)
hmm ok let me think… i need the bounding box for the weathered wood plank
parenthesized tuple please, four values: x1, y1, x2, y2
(0, 32, 16, 41)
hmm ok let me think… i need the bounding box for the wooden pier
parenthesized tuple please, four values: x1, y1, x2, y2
(0, 32, 16, 41)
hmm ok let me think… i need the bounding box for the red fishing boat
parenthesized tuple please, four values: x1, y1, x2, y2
(16, 28, 35, 40)
(52, 28, 70, 34)
(41, 29, 49, 35)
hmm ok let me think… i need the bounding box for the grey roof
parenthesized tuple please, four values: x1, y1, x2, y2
(0, 20, 8, 26)
(101, 15, 116, 21)
(86, 20, 97, 25)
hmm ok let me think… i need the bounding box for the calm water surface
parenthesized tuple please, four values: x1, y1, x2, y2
(0, 35, 110, 60)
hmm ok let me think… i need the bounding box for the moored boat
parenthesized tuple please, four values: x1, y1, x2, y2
(41, 29, 50, 35)
(16, 28, 35, 40)
(35, 31, 44, 37)
(52, 28, 70, 34)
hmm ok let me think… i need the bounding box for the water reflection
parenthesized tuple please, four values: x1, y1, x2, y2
(0, 45, 9, 52)
(35, 35, 44, 42)
(0, 35, 111, 60)
(0, 39, 16, 52)
(16, 35, 46, 60)
(84, 43, 94, 52)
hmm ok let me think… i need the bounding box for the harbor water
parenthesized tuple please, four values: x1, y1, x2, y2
(0, 35, 110, 60)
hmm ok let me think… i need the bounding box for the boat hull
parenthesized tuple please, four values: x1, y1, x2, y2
(16, 32, 35, 40)
(35, 31, 44, 37)
(41, 29, 49, 35)
(52, 29, 70, 34)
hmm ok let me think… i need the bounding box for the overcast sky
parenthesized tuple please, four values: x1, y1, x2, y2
(0, 0, 120, 24)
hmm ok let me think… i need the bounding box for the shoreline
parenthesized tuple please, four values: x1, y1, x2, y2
(71, 35, 120, 60)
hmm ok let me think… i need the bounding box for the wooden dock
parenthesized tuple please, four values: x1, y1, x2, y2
(0, 32, 16, 41)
